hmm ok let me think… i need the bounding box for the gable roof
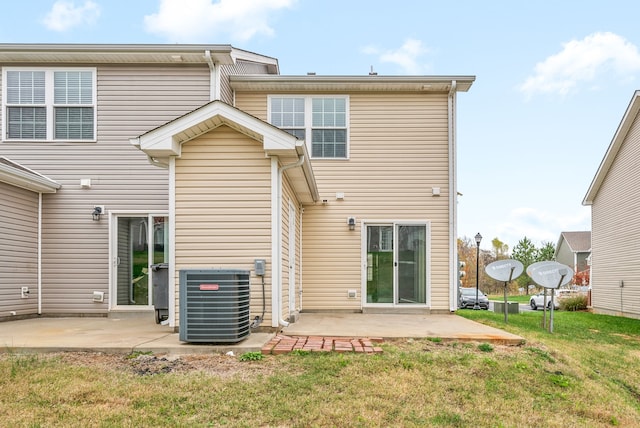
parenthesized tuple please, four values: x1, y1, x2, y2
(583, 90, 640, 205)
(0, 157, 61, 193)
(556, 231, 591, 255)
(130, 100, 319, 204)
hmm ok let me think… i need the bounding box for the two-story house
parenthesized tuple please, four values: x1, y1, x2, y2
(0, 43, 474, 335)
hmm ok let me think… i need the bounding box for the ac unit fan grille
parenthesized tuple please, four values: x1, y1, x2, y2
(179, 269, 251, 343)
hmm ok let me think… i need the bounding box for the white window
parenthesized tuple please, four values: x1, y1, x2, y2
(269, 95, 348, 159)
(3, 68, 96, 141)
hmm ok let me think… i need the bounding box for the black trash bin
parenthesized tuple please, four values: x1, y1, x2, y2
(151, 263, 169, 324)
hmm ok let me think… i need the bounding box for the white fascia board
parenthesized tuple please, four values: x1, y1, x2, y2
(0, 159, 60, 193)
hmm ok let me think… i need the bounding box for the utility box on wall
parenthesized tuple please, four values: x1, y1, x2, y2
(179, 269, 251, 343)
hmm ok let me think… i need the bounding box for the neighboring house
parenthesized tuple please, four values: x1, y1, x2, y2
(583, 90, 640, 320)
(0, 43, 474, 332)
(554, 231, 591, 282)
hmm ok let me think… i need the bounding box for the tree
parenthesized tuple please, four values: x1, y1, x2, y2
(457, 237, 475, 288)
(536, 241, 555, 262)
(491, 237, 509, 260)
(511, 236, 537, 295)
(457, 236, 500, 294)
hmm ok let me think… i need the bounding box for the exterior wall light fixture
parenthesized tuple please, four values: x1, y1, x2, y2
(92, 206, 104, 221)
(347, 216, 356, 230)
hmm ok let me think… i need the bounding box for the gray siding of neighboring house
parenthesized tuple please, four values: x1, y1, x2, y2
(575, 252, 590, 273)
(0, 182, 39, 317)
(555, 240, 574, 269)
(591, 112, 640, 319)
(0, 64, 211, 314)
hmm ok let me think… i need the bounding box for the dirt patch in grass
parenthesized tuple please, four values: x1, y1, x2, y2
(0, 351, 282, 379)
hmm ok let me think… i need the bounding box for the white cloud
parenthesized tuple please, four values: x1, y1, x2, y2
(519, 32, 640, 98)
(43, 1, 101, 32)
(364, 38, 431, 74)
(496, 206, 591, 250)
(144, 0, 295, 43)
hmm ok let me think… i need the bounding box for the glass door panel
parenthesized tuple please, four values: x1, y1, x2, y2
(366, 225, 394, 303)
(396, 224, 426, 304)
(116, 217, 150, 306)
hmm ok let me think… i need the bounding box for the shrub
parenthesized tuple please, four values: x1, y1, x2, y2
(560, 295, 588, 311)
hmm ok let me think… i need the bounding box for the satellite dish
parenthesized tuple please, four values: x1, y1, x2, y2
(485, 259, 524, 282)
(526, 261, 558, 277)
(527, 261, 573, 289)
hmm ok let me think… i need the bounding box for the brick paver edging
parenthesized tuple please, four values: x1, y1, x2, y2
(262, 334, 384, 355)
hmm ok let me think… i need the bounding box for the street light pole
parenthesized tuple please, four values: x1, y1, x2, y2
(474, 232, 482, 310)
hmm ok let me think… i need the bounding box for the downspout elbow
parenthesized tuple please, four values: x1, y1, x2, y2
(147, 155, 169, 169)
(280, 154, 305, 172)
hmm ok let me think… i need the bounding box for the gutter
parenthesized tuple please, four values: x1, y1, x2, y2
(448, 81, 457, 312)
(272, 154, 306, 327)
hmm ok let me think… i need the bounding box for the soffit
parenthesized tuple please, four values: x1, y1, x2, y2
(230, 75, 475, 92)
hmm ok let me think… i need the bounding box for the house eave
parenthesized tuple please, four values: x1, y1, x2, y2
(0, 44, 279, 73)
(132, 100, 318, 203)
(583, 90, 640, 205)
(230, 75, 475, 92)
(0, 157, 61, 193)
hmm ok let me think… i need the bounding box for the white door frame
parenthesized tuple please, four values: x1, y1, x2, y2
(361, 220, 431, 308)
(108, 210, 168, 311)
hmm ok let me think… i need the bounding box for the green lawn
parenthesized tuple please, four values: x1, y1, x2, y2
(2, 310, 640, 427)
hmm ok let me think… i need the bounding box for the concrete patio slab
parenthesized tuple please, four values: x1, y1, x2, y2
(0, 312, 524, 356)
(282, 313, 524, 345)
(0, 315, 273, 356)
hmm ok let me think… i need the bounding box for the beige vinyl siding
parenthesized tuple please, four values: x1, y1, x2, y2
(174, 126, 273, 325)
(0, 64, 211, 314)
(591, 112, 640, 319)
(236, 91, 451, 311)
(282, 171, 302, 315)
(0, 182, 39, 316)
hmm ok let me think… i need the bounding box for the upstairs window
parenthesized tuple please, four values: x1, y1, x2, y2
(3, 68, 96, 141)
(269, 95, 349, 159)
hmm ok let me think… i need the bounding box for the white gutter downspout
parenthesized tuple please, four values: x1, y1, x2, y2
(299, 205, 304, 310)
(448, 81, 458, 312)
(204, 50, 219, 101)
(38, 192, 43, 314)
(168, 156, 177, 328)
(272, 154, 305, 327)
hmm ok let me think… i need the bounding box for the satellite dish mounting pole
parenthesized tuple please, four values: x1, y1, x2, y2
(549, 271, 567, 333)
(503, 266, 515, 323)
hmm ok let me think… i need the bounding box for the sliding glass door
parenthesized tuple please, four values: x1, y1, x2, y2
(366, 223, 428, 305)
(114, 215, 168, 308)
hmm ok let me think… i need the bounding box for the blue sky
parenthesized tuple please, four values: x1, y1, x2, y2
(3, 0, 640, 251)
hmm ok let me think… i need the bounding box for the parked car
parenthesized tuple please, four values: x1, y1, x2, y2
(529, 291, 560, 310)
(458, 287, 489, 310)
